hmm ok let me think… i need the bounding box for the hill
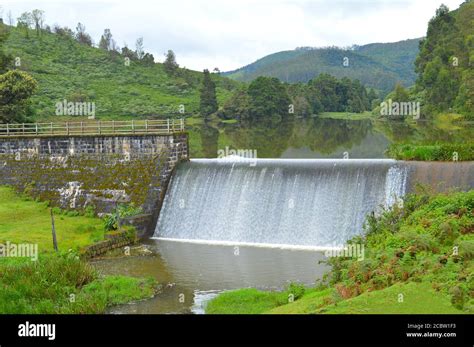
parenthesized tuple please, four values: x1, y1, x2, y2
(2, 25, 238, 120)
(414, 0, 474, 118)
(224, 39, 421, 94)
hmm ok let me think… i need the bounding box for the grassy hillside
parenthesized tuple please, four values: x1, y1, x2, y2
(225, 39, 421, 94)
(3, 25, 238, 120)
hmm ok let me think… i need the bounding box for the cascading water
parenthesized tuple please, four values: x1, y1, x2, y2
(153, 159, 408, 248)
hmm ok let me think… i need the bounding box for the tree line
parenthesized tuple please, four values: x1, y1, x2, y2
(217, 74, 376, 121)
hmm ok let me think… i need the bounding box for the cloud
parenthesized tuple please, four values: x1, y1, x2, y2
(2, 0, 466, 71)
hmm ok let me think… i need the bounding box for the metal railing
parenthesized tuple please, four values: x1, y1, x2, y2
(0, 119, 185, 137)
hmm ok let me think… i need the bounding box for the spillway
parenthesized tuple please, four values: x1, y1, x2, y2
(153, 159, 409, 248)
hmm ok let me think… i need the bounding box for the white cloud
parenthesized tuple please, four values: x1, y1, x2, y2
(2, 0, 466, 71)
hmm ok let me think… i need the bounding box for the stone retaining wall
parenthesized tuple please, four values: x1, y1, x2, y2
(0, 133, 189, 238)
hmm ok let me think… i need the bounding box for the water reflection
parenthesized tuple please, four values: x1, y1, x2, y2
(188, 117, 474, 159)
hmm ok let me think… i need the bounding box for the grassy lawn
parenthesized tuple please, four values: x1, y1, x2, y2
(0, 186, 160, 313)
(320, 282, 462, 314)
(209, 282, 462, 314)
(271, 282, 462, 314)
(0, 186, 104, 252)
(206, 288, 289, 314)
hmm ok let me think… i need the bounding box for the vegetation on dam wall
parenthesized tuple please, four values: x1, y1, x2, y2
(0, 153, 166, 212)
(206, 189, 474, 314)
(0, 133, 189, 216)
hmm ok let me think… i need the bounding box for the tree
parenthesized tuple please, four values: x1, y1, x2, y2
(17, 12, 32, 38)
(392, 83, 409, 103)
(99, 29, 112, 51)
(292, 95, 312, 117)
(0, 70, 38, 123)
(75, 23, 92, 46)
(53, 25, 74, 39)
(163, 50, 178, 75)
(219, 87, 251, 120)
(122, 45, 137, 61)
(7, 11, 14, 27)
(199, 69, 218, 117)
(31, 9, 44, 36)
(0, 21, 12, 74)
(110, 39, 120, 53)
(248, 76, 291, 118)
(141, 53, 155, 66)
(135, 37, 144, 60)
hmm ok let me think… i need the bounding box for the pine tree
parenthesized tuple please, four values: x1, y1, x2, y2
(163, 50, 178, 76)
(99, 29, 112, 51)
(199, 69, 218, 117)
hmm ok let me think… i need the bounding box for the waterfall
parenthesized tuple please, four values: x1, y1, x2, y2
(153, 159, 408, 248)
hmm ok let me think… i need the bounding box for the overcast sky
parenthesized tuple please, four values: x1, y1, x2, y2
(1, 0, 466, 71)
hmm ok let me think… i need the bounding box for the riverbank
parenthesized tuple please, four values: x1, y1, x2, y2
(386, 143, 474, 161)
(206, 189, 474, 314)
(0, 186, 160, 314)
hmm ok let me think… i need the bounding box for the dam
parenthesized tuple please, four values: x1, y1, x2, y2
(153, 158, 474, 248)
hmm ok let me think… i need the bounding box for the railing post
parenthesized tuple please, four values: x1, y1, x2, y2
(35, 123, 38, 135)
(181, 118, 184, 131)
(66, 122, 69, 135)
(98, 121, 101, 135)
(81, 122, 84, 134)
(167, 119, 170, 134)
(145, 120, 148, 133)
(132, 120, 135, 134)
(112, 120, 115, 134)
(22, 123, 25, 134)
(6, 123, 9, 136)
(50, 122, 53, 135)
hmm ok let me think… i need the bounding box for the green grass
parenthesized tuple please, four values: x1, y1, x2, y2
(268, 282, 462, 314)
(0, 186, 104, 252)
(0, 253, 159, 313)
(0, 187, 160, 313)
(206, 288, 289, 314)
(319, 282, 463, 314)
(206, 283, 308, 314)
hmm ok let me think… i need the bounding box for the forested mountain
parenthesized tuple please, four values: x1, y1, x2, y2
(224, 39, 421, 94)
(414, 0, 473, 117)
(1, 23, 237, 120)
